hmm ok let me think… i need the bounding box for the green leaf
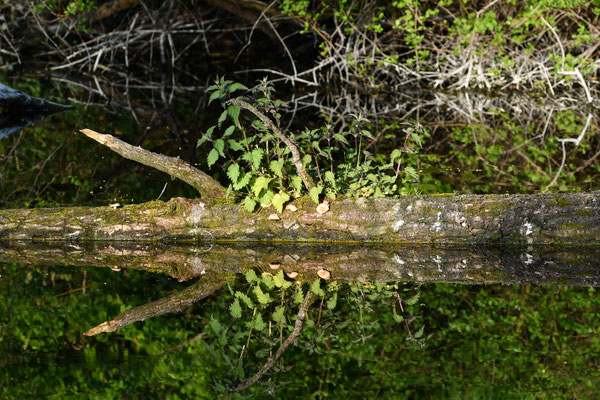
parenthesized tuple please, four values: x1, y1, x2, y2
(405, 292, 420, 306)
(404, 166, 418, 181)
(236, 292, 255, 309)
(209, 316, 222, 334)
(208, 90, 222, 104)
(392, 305, 404, 323)
(251, 148, 264, 170)
(247, 312, 266, 331)
(254, 286, 271, 304)
(228, 83, 248, 93)
(310, 279, 325, 297)
(290, 176, 303, 194)
(259, 189, 274, 207)
(261, 275, 275, 289)
(227, 163, 240, 184)
(214, 139, 225, 157)
(207, 84, 218, 92)
(269, 159, 284, 177)
(272, 306, 286, 323)
(229, 298, 242, 318)
(271, 191, 290, 213)
(324, 171, 336, 186)
(245, 269, 258, 283)
(227, 105, 241, 127)
(360, 129, 375, 140)
(197, 126, 216, 147)
(273, 270, 291, 289)
(207, 148, 219, 168)
(228, 139, 245, 151)
(333, 133, 350, 145)
(293, 287, 304, 304)
(234, 172, 252, 190)
(218, 109, 228, 127)
(223, 125, 236, 137)
(253, 176, 270, 197)
(243, 196, 256, 212)
(326, 293, 337, 310)
(309, 185, 323, 204)
(414, 325, 425, 339)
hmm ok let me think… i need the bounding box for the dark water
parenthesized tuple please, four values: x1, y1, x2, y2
(1, 243, 600, 398)
(0, 65, 599, 399)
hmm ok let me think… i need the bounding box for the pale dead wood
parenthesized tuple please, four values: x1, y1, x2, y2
(80, 128, 226, 200)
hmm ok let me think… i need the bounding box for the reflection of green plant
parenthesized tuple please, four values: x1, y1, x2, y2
(198, 77, 428, 211)
(204, 269, 425, 393)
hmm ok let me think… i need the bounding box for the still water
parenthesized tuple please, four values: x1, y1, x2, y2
(1, 242, 600, 398)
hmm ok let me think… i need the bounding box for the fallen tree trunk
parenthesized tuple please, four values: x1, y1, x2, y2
(1, 129, 598, 245)
(0, 192, 598, 244)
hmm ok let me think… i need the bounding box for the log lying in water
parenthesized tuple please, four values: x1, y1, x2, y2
(1, 129, 598, 245)
(0, 192, 598, 244)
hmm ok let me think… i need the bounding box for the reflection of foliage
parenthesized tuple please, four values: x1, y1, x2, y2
(204, 269, 426, 394)
(2, 263, 600, 397)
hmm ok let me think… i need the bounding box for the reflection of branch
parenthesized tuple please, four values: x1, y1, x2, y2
(234, 290, 316, 392)
(84, 277, 225, 336)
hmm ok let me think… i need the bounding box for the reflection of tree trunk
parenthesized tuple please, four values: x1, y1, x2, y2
(84, 275, 226, 335)
(3, 241, 599, 286)
(234, 291, 316, 392)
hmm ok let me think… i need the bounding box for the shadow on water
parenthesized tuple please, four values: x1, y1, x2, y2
(1, 242, 600, 397)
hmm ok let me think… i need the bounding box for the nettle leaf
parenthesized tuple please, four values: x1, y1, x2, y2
(271, 191, 290, 214)
(223, 125, 236, 137)
(207, 148, 219, 168)
(247, 312, 266, 331)
(259, 189, 274, 207)
(209, 316, 222, 334)
(414, 325, 425, 339)
(361, 130, 375, 140)
(234, 172, 252, 190)
(245, 269, 258, 283)
(411, 132, 424, 147)
(309, 185, 323, 204)
(253, 176, 270, 197)
(227, 105, 241, 127)
(261, 274, 275, 289)
(392, 305, 404, 323)
(236, 292, 255, 309)
(290, 176, 303, 194)
(251, 148, 264, 170)
(269, 159, 284, 177)
(333, 133, 350, 146)
(218, 109, 228, 127)
(405, 292, 420, 306)
(227, 139, 244, 151)
(214, 139, 225, 157)
(293, 287, 304, 304)
(273, 269, 291, 289)
(272, 306, 286, 323)
(310, 279, 325, 297)
(404, 166, 418, 181)
(326, 292, 338, 310)
(197, 126, 216, 147)
(228, 83, 248, 93)
(324, 171, 336, 186)
(227, 163, 240, 184)
(243, 196, 256, 212)
(254, 285, 271, 304)
(229, 298, 242, 318)
(208, 90, 222, 104)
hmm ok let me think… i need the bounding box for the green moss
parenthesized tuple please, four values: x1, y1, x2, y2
(548, 197, 571, 207)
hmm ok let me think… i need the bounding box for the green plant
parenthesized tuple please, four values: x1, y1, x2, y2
(197, 77, 429, 212)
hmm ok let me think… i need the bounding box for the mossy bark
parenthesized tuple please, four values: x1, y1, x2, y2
(1, 193, 598, 245)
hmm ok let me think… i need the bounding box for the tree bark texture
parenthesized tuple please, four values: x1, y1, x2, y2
(0, 193, 598, 244)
